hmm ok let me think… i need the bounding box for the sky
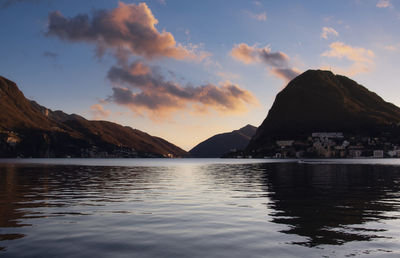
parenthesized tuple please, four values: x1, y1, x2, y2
(1, 0, 400, 150)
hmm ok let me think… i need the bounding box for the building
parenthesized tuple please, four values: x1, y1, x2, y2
(276, 140, 294, 148)
(373, 150, 384, 158)
(312, 132, 344, 138)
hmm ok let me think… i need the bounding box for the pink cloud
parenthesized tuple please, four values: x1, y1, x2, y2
(90, 104, 111, 120)
(320, 27, 339, 40)
(321, 41, 375, 75)
(245, 10, 267, 21)
(47, 2, 204, 62)
(270, 68, 301, 81)
(231, 43, 259, 64)
(231, 43, 300, 81)
(107, 61, 258, 117)
(376, 0, 391, 8)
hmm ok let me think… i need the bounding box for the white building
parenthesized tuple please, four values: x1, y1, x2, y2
(388, 150, 400, 158)
(349, 149, 362, 158)
(312, 132, 344, 138)
(373, 150, 384, 158)
(276, 140, 294, 148)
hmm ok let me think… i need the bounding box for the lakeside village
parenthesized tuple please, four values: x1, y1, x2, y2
(0, 130, 173, 158)
(229, 132, 400, 159)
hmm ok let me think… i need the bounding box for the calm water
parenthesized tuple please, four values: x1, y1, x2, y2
(1, 159, 400, 257)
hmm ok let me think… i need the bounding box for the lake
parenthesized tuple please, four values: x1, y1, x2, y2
(1, 158, 400, 257)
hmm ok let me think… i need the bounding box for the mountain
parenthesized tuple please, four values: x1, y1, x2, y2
(0, 76, 187, 158)
(189, 124, 257, 158)
(247, 70, 400, 156)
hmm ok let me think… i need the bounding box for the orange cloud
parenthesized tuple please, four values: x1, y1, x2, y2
(231, 43, 259, 64)
(90, 104, 111, 120)
(322, 42, 374, 63)
(322, 41, 374, 75)
(376, 0, 391, 8)
(384, 45, 397, 51)
(320, 27, 339, 40)
(231, 43, 300, 81)
(47, 2, 204, 62)
(231, 43, 290, 66)
(245, 10, 267, 21)
(270, 68, 301, 81)
(107, 62, 258, 118)
(129, 61, 150, 75)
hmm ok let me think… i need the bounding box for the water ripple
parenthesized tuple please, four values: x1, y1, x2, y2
(1, 160, 400, 257)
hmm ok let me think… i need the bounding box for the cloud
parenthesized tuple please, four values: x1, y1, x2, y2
(46, 2, 204, 62)
(270, 68, 301, 81)
(231, 43, 290, 67)
(320, 27, 339, 39)
(384, 45, 397, 51)
(231, 43, 258, 64)
(42, 51, 58, 59)
(376, 0, 391, 8)
(106, 61, 258, 117)
(231, 43, 300, 81)
(216, 71, 239, 80)
(322, 41, 375, 75)
(245, 10, 267, 21)
(90, 104, 111, 119)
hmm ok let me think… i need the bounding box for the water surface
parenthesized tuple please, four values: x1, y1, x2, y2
(1, 159, 400, 257)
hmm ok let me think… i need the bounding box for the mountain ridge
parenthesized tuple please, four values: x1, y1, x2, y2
(247, 69, 400, 156)
(189, 124, 257, 158)
(0, 76, 187, 158)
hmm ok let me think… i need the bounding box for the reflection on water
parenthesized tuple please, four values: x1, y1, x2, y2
(1, 160, 400, 257)
(264, 163, 400, 247)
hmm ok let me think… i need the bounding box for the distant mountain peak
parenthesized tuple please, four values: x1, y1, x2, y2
(236, 124, 257, 138)
(239, 124, 256, 131)
(190, 124, 257, 158)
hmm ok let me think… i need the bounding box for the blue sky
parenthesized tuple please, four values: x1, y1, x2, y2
(1, 0, 400, 150)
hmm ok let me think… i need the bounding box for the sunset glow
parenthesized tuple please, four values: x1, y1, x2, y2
(1, 0, 399, 150)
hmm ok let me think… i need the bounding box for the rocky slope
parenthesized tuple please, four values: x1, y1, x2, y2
(0, 76, 187, 158)
(247, 70, 400, 155)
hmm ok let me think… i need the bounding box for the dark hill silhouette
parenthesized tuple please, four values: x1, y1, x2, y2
(0, 76, 187, 158)
(189, 124, 257, 158)
(247, 70, 400, 154)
